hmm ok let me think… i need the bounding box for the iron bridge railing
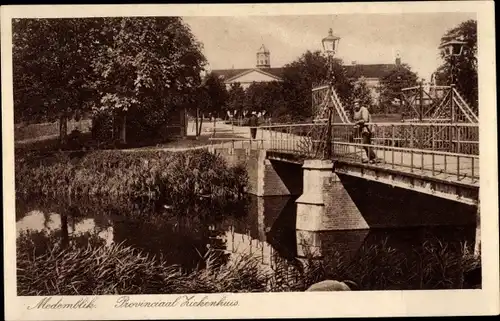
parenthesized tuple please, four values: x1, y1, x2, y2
(209, 122, 479, 184)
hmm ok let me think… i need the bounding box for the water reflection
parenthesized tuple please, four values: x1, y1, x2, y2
(16, 194, 477, 290)
(17, 210, 114, 246)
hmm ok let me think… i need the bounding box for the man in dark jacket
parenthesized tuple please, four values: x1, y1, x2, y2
(353, 101, 377, 163)
(248, 112, 258, 139)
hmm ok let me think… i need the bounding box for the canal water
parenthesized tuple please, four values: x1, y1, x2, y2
(16, 194, 478, 291)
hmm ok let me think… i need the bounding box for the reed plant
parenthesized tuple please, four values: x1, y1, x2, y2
(17, 231, 273, 295)
(15, 149, 247, 210)
(301, 238, 481, 290)
(17, 231, 481, 296)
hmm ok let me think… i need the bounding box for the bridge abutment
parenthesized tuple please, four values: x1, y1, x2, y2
(211, 147, 296, 196)
(296, 160, 369, 231)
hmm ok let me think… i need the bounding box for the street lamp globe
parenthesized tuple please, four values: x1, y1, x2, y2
(322, 28, 340, 56)
(439, 37, 466, 58)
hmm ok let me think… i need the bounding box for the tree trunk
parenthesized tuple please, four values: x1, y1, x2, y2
(120, 112, 127, 145)
(61, 212, 69, 249)
(198, 113, 204, 136)
(196, 108, 204, 136)
(213, 115, 217, 136)
(59, 114, 68, 146)
(195, 108, 199, 137)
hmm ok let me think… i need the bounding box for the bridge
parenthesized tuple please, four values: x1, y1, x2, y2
(208, 121, 479, 231)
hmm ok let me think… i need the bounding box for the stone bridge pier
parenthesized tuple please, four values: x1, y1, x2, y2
(295, 160, 369, 231)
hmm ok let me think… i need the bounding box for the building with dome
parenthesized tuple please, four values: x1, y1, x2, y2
(211, 44, 284, 90)
(211, 45, 403, 102)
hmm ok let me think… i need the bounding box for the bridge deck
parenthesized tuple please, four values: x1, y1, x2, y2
(210, 125, 479, 187)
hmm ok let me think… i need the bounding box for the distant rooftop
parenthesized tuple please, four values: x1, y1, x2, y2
(211, 63, 397, 83)
(344, 64, 397, 79)
(211, 67, 284, 81)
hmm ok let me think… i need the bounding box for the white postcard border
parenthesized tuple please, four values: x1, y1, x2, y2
(2, 2, 498, 320)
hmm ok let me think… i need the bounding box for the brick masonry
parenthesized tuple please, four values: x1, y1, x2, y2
(212, 147, 476, 231)
(296, 229, 370, 258)
(296, 160, 369, 231)
(214, 147, 298, 196)
(337, 173, 476, 228)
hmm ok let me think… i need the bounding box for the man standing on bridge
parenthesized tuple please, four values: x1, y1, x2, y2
(248, 111, 259, 139)
(353, 100, 377, 163)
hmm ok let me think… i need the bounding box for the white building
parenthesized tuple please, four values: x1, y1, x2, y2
(211, 45, 402, 101)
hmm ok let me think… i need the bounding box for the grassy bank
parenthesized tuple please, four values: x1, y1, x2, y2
(15, 119, 92, 142)
(17, 230, 481, 295)
(15, 149, 247, 209)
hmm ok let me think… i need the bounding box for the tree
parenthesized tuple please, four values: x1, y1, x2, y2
(92, 17, 206, 144)
(244, 82, 285, 120)
(203, 72, 228, 118)
(12, 18, 104, 143)
(434, 19, 477, 112)
(281, 50, 354, 122)
(379, 64, 419, 114)
(189, 72, 228, 137)
(226, 83, 246, 119)
(350, 77, 374, 114)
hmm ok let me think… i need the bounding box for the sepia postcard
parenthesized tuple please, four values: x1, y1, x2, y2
(2, 2, 499, 320)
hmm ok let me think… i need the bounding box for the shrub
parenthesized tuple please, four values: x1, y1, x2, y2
(15, 149, 247, 210)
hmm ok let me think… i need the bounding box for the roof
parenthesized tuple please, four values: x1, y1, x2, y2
(344, 64, 397, 79)
(211, 67, 284, 81)
(211, 63, 396, 83)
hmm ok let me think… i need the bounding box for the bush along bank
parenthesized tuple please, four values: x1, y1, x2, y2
(15, 149, 248, 210)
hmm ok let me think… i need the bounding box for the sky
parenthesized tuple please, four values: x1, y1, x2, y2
(183, 12, 476, 81)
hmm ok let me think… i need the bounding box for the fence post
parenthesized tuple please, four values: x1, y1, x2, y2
(450, 84, 455, 124)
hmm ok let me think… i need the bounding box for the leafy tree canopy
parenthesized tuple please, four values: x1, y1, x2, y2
(13, 17, 206, 131)
(226, 83, 246, 117)
(434, 19, 477, 110)
(379, 64, 419, 113)
(281, 50, 354, 121)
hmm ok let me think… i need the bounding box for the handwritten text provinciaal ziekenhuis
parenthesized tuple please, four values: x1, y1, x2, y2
(26, 295, 239, 310)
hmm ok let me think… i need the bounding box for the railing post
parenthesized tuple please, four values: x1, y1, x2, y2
(431, 125, 435, 151)
(410, 149, 414, 172)
(450, 84, 455, 124)
(260, 126, 264, 149)
(391, 125, 395, 168)
(419, 81, 424, 121)
(456, 124, 461, 154)
(432, 152, 435, 176)
(410, 124, 414, 148)
(325, 110, 332, 159)
(472, 157, 475, 182)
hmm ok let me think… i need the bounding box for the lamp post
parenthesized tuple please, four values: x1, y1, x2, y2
(439, 37, 466, 123)
(321, 28, 340, 159)
(396, 75, 403, 119)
